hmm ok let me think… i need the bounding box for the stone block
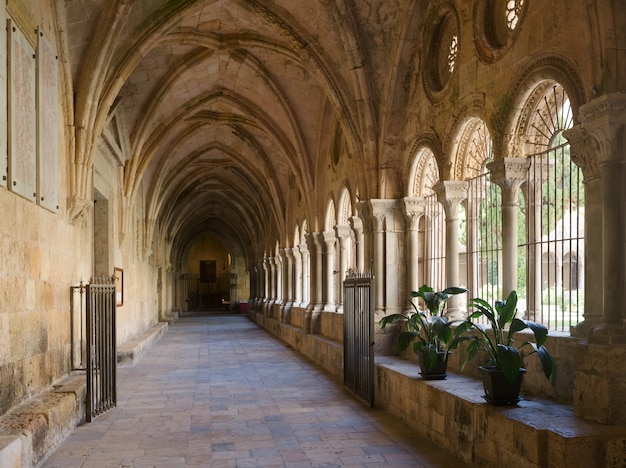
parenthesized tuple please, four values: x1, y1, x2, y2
(0, 435, 21, 468)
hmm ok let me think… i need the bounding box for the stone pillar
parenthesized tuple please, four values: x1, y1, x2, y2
(402, 197, 426, 303)
(335, 224, 353, 309)
(575, 93, 626, 341)
(564, 125, 603, 335)
(312, 232, 325, 312)
(304, 233, 323, 334)
(567, 93, 626, 425)
(299, 240, 311, 306)
(283, 248, 294, 322)
(370, 200, 405, 315)
(350, 216, 365, 273)
(488, 158, 530, 298)
(263, 259, 269, 299)
(323, 231, 337, 311)
(293, 246, 303, 306)
(434, 181, 469, 318)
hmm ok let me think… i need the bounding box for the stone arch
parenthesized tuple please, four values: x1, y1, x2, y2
(300, 219, 308, 245)
(293, 223, 300, 249)
(452, 118, 494, 181)
(337, 185, 353, 225)
(325, 196, 337, 231)
(408, 146, 440, 197)
(504, 54, 588, 158)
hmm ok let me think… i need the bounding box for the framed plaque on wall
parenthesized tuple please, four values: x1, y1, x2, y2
(0, 2, 7, 187)
(36, 27, 59, 212)
(7, 19, 36, 202)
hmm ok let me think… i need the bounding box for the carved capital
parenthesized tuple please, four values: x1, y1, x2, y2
(334, 224, 352, 240)
(488, 158, 530, 199)
(349, 215, 363, 237)
(67, 196, 92, 226)
(433, 181, 469, 217)
(369, 199, 401, 231)
(563, 126, 601, 181)
(322, 230, 337, 249)
(402, 197, 426, 229)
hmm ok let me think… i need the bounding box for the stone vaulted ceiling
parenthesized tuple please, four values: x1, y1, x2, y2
(64, 0, 419, 267)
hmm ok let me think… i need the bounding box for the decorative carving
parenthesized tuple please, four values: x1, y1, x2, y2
(563, 126, 601, 181)
(67, 196, 92, 227)
(434, 181, 469, 216)
(578, 93, 626, 125)
(402, 197, 426, 229)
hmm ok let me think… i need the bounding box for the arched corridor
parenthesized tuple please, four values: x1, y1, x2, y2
(2, 0, 626, 466)
(43, 316, 467, 467)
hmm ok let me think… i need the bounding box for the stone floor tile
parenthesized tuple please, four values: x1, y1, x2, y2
(44, 315, 470, 467)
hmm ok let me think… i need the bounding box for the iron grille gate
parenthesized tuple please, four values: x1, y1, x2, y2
(343, 271, 375, 407)
(86, 276, 117, 422)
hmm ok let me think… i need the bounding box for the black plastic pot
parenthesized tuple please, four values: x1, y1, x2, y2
(418, 351, 449, 380)
(479, 366, 526, 405)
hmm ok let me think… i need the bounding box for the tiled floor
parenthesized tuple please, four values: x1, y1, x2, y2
(44, 315, 469, 467)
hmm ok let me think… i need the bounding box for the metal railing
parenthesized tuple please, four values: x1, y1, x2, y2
(85, 275, 117, 421)
(465, 172, 502, 309)
(522, 142, 584, 330)
(343, 270, 374, 407)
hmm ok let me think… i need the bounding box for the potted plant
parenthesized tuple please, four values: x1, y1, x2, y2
(454, 290, 554, 404)
(379, 285, 467, 379)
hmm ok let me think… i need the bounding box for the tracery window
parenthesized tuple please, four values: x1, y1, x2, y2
(447, 35, 458, 74)
(505, 0, 524, 31)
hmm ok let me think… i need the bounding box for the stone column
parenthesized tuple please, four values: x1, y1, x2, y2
(335, 224, 353, 309)
(303, 233, 323, 334)
(434, 181, 469, 318)
(575, 93, 626, 342)
(488, 158, 530, 298)
(370, 200, 405, 315)
(283, 248, 294, 322)
(563, 125, 603, 335)
(299, 240, 311, 307)
(293, 246, 303, 306)
(323, 231, 337, 312)
(402, 197, 426, 302)
(350, 216, 365, 273)
(567, 93, 626, 425)
(312, 232, 325, 313)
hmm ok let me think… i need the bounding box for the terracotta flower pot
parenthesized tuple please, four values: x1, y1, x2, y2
(479, 366, 526, 405)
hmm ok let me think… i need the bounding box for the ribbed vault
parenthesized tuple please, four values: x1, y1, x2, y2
(62, 0, 421, 270)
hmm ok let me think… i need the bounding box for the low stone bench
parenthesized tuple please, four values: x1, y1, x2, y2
(375, 356, 626, 467)
(0, 318, 174, 467)
(0, 372, 86, 467)
(117, 321, 169, 367)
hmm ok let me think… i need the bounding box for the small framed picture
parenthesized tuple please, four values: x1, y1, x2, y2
(114, 267, 124, 307)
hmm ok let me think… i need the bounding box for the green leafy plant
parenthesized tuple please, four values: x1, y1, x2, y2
(379, 285, 467, 371)
(454, 290, 554, 384)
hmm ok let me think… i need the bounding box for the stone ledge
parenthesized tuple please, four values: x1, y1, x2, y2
(117, 322, 169, 367)
(0, 372, 86, 468)
(375, 356, 626, 467)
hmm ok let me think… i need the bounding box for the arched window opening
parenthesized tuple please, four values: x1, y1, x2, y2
(409, 148, 445, 290)
(521, 84, 584, 331)
(459, 120, 501, 309)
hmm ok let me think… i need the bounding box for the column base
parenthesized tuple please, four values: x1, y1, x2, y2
(588, 323, 626, 345)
